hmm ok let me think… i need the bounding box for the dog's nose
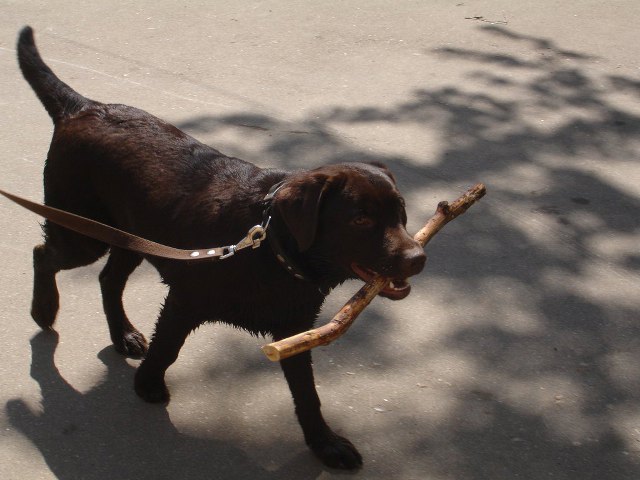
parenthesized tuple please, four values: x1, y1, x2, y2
(403, 246, 426, 277)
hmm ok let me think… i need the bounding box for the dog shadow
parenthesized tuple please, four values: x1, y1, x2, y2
(5, 331, 323, 480)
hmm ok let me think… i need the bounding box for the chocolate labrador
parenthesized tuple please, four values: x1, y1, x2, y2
(15, 27, 425, 469)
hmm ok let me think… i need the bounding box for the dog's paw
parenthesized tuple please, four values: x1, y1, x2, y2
(134, 369, 170, 404)
(114, 330, 148, 358)
(30, 292, 59, 330)
(310, 433, 363, 470)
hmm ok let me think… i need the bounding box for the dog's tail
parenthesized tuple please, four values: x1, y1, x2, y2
(17, 26, 89, 122)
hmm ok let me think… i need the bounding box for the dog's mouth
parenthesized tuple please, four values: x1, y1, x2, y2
(351, 263, 411, 301)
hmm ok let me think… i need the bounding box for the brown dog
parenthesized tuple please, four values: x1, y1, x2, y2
(16, 26, 425, 469)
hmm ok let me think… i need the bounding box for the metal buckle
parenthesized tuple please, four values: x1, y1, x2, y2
(235, 224, 267, 251)
(219, 245, 236, 259)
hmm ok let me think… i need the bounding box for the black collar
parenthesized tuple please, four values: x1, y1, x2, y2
(262, 181, 313, 283)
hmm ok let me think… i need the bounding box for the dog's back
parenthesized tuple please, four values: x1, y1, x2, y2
(16, 27, 275, 252)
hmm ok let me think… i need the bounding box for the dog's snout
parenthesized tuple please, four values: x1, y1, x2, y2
(402, 245, 426, 277)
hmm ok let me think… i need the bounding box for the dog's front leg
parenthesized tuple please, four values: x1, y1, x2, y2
(278, 350, 363, 469)
(134, 291, 196, 404)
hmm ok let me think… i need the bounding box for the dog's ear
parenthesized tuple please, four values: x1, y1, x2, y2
(368, 161, 397, 185)
(275, 171, 343, 252)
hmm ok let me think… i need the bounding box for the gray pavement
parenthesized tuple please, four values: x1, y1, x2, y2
(1, 1, 639, 479)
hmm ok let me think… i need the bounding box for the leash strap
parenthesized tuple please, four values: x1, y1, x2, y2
(0, 187, 277, 261)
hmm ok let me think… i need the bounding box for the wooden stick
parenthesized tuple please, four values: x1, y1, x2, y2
(262, 183, 487, 361)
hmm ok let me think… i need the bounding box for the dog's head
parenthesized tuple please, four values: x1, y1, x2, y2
(273, 162, 426, 299)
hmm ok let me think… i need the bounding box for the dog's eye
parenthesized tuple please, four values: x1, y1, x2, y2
(351, 215, 374, 227)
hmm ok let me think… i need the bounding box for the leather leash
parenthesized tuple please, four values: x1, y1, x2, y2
(0, 184, 283, 261)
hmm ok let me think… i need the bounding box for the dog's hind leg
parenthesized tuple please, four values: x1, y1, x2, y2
(99, 248, 147, 357)
(31, 243, 60, 329)
(31, 220, 109, 329)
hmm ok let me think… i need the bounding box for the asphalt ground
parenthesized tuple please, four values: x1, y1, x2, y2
(1, 2, 639, 479)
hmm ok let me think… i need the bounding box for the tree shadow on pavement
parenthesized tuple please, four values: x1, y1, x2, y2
(175, 25, 640, 479)
(6, 25, 640, 479)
